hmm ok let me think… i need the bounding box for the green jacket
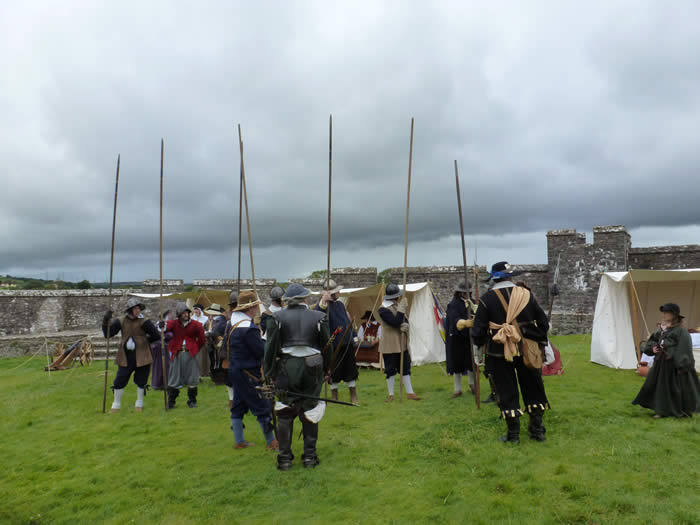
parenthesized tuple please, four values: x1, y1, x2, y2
(643, 325, 695, 371)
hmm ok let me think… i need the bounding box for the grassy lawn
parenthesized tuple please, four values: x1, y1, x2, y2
(2, 335, 698, 525)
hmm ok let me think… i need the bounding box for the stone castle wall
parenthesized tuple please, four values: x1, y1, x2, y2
(1, 227, 698, 343)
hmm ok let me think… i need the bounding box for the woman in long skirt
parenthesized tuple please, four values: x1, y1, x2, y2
(632, 303, 700, 418)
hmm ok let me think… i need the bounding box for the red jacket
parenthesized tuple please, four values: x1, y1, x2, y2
(166, 319, 206, 361)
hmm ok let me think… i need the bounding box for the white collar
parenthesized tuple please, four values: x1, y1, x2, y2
(492, 281, 516, 290)
(381, 300, 394, 308)
(229, 311, 253, 327)
(269, 304, 282, 313)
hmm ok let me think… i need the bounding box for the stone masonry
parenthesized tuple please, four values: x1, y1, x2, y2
(1, 226, 699, 349)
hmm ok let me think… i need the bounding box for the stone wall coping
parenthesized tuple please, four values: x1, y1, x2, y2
(629, 245, 700, 254)
(142, 279, 184, 286)
(593, 225, 628, 233)
(192, 278, 277, 285)
(0, 289, 141, 298)
(546, 229, 577, 236)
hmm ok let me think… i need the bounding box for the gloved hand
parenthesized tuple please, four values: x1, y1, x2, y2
(474, 346, 485, 367)
(397, 298, 408, 314)
(400, 322, 409, 334)
(103, 310, 113, 323)
(456, 319, 473, 331)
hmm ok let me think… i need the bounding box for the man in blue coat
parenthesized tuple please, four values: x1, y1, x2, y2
(445, 280, 476, 398)
(223, 290, 277, 450)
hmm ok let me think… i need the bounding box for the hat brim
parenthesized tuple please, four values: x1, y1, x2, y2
(384, 292, 402, 300)
(125, 303, 146, 313)
(325, 286, 343, 295)
(204, 308, 224, 316)
(234, 300, 262, 312)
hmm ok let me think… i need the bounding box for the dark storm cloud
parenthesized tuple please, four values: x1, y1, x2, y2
(2, 1, 699, 282)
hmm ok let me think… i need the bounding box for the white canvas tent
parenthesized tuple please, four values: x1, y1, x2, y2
(328, 282, 445, 366)
(591, 269, 700, 370)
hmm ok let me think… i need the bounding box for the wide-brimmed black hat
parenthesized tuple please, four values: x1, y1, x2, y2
(659, 303, 684, 319)
(487, 261, 523, 281)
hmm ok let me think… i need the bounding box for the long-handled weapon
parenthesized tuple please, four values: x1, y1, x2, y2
(400, 117, 414, 403)
(102, 155, 120, 413)
(238, 124, 258, 301)
(159, 139, 168, 411)
(256, 382, 360, 407)
(454, 160, 480, 409)
(325, 114, 333, 397)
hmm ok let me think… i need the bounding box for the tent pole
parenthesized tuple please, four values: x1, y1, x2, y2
(628, 280, 641, 362)
(628, 272, 651, 337)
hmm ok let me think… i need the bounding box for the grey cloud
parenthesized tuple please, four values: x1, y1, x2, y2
(2, 1, 699, 283)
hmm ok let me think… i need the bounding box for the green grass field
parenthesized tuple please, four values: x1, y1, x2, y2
(2, 335, 699, 525)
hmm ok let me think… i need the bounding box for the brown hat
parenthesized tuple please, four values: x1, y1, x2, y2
(234, 290, 262, 312)
(324, 278, 343, 294)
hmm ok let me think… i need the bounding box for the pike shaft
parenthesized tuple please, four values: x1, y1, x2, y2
(102, 154, 120, 413)
(159, 139, 168, 411)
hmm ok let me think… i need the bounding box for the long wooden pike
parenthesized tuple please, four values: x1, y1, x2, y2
(102, 155, 120, 413)
(454, 160, 480, 409)
(238, 124, 258, 301)
(399, 118, 414, 403)
(325, 114, 333, 398)
(236, 127, 244, 294)
(159, 139, 168, 411)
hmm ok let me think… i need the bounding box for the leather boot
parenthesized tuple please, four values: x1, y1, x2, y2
(276, 418, 294, 471)
(349, 386, 359, 405)
(528, 410, 546, 442)
(499, 417, 520, 444)
(187, 387, 198, 408)
(301, 418, 320, 468)
(167, 387, 179, 409)
(331, 389, 338, 401)
(482, 392, 497, 404)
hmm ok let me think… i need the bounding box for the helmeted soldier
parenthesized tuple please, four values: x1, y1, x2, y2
(263, 283, 331, 470)
(445, 280, 476, 398)
(166, 302, 206, 409)
(260, 285, 285, 335)
(472, 261, 550, 444)
(376, 283, 421, 402)
(102, 297, 160, 413)
(315, 279, 359, 404)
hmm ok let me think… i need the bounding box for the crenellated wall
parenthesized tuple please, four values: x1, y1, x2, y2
(1, 227, 698, 348)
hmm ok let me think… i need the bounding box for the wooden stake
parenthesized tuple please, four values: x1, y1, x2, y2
(454, 161, 480, 409)
(102, 154, 120, 413)
(238, 125, 258, 300)
(159, 139, 168, 411)
(400, 118, 414, 403)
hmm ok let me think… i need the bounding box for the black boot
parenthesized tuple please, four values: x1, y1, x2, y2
(167, 387, 179, 409)
(187, 387, 198, 408)
(276, 418, 294, 471)
(301, 418, 320, 468)
(482, 392, 497, 404)
(528, 410, 546, 442)
(499, 417, 520, 444)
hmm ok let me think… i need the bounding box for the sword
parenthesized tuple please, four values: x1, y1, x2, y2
(256, 383, 359, 407)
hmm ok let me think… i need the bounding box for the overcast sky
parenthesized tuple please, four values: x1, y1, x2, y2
(2, 1, 699, 283)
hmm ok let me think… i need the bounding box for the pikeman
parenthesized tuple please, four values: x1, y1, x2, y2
(376, 283, 421, 402)
(166, 302, 206, 409)
(260, 286, 285, 336)
(102, 297, 160, 413)
(445, 280, 476, 398)
(224, 290, 278, 450)
(315, 279, 359, 404)
(472, 261, 550, 444)
(263, 283, 331, 470)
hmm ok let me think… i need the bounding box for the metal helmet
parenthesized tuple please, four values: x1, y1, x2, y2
(228, 291, 239, 307)
(384, 283, 402, 300)
(175, 302, 191, 316)
(269, 286, 285, 301)
(323, 279, 342, 294)
(124, 297, 146, 314)
(283, 283, 311, 300)
(454, 280, 470, 293)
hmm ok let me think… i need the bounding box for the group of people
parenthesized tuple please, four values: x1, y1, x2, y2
(101, 259, 700, 470)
